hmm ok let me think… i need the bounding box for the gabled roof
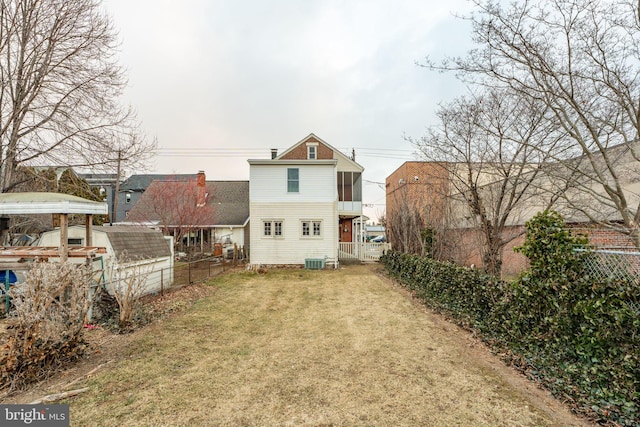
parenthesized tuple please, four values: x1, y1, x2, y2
(120, 174, 197, 192)
(276, 133, 364, 171)
(125, 180, 250, 227)
(68, 225, 171, 259)
(205, 181, 250, 226)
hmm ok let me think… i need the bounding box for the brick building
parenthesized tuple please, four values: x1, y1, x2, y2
(385, 162, 450, 255)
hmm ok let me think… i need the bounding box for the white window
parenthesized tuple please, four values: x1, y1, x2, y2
(274, 221, 283, 236)
(125, 192, 132, 203)
(263, 220, 284, 238)
(301, 220, 322, 238)
(307, 142, 319, 160)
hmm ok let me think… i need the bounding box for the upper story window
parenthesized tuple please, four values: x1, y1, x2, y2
(287, 168, 299, 192)
(337, 172, 362, 202)
(307, 145, 317, 160)
(125, 192, 132, 203)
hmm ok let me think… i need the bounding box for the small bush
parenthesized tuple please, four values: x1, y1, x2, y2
(0, 262, 94, 390)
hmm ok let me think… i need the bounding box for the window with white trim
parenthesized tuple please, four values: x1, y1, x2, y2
(263, 220, 284, 238)
(301, 220, 322, 238)
(287, 168, 299, 193)
(274, 221, 283, 236)
(308, 145, 317, 159)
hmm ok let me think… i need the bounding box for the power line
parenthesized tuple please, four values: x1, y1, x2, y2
(155, 146, 418, 160)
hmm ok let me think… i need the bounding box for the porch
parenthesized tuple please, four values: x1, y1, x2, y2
(338, 242, 391, 262)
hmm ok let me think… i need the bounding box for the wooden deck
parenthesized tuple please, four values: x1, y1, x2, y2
(0, 246, 106, 259)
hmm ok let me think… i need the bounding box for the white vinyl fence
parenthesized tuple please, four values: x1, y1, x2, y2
(338, 242, 391, 262)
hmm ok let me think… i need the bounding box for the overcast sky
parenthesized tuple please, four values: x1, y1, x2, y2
(102, 0, 474, 221)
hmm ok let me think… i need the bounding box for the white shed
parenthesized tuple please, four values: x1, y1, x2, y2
(39, 225, 174, 295)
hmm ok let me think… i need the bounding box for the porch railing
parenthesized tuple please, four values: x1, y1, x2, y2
(338, 242, 391, 262)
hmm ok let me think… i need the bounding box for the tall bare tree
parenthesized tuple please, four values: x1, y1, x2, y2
(0, 0, 154, 193)
(429, 0, 640, 247)
(413, 88, 560, 275)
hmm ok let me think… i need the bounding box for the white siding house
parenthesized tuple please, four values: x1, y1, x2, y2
(248, 133, 364, 266)
(249, 160, 338, 265)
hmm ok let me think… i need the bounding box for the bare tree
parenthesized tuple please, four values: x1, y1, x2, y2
(386, 169, 450, 258)
(413, 88, 560, 275)
(0, 0, 154, 193)
(429, 0, 640, 247)
(107, 253, 153, 329)
(126, 179, 215, 251)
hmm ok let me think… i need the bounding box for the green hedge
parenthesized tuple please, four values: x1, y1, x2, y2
(380, 250, 640, 426)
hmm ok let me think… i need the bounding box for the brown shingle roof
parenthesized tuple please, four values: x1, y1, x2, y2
(95, 226, 171, 259)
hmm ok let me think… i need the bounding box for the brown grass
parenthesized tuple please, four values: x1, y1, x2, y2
(45, 265, 589, 426)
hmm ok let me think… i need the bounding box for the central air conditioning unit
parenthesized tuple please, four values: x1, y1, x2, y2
(304, 258, 325, 270)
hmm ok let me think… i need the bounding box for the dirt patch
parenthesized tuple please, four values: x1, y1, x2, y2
(0, 282, 215, 404)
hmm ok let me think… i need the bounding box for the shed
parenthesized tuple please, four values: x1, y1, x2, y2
(39, 225, 174, 295)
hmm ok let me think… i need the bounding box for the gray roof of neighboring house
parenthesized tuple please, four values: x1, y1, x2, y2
(206, 181, 249, 226)
(92, 225, 171, 259)
(120, 174, 197, 192)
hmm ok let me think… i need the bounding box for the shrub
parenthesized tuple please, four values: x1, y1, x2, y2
(0, 262, 94, 390)
(381, 211, 640, 427)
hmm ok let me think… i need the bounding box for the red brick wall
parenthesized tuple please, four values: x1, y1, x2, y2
(385, 162, 450, 251)
(569, 225, 636, 249)
(446, 226, 529, 278)
(280, 137, 333, 160)
(451, 224, 638, 278)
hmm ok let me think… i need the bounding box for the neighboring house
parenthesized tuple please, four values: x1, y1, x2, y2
(248, 133, 364, 266)
(205, 180, 250, 254)
(385, 161, 450, 255)
(116, 173, 197, 222)
(386, 143, 640, 276)
(78, 173, 118, 221)
(365, 224, 386, 240)
(124, 171, 250, 255)
(38, 225, 173, 295)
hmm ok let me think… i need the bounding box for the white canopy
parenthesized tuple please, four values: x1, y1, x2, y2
(0, 192, 107, 215)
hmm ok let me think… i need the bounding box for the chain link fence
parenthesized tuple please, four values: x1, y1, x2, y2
(579, 248, 640, 286)
(578, 248, 640, 318)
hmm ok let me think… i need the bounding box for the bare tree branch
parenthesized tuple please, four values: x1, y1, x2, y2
(0, 0, 155, 192)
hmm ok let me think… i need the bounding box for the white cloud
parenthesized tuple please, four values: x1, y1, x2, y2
(103, 0, 474, 220)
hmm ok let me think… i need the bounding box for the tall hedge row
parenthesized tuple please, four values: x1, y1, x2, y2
(380, 212, 639, 426)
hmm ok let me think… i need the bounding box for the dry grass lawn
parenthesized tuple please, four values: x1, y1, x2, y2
(44, 265, 590, 426)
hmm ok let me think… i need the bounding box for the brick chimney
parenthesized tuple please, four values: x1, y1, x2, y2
(196, 170, 206, 207)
